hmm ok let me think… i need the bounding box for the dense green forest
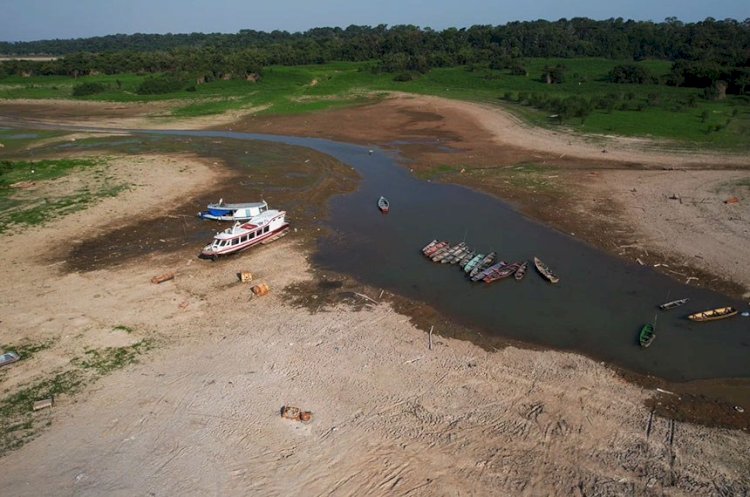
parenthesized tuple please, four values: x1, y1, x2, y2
(1, 18, 749, 94)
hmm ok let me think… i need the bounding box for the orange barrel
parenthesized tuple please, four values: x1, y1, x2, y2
(252, 283, 269, 296)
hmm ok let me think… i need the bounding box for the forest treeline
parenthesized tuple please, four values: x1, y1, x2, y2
(1, 18, 749, 93)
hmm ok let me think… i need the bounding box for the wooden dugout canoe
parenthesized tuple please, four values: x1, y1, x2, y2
(687, 306, 737, 322)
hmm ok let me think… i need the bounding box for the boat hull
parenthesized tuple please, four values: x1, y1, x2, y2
(639, 324, 655, 348)
(534, 256, 560, 284)
(687, 307, 737, 322)
(659, 298, 689, 311)
(378, 196, 390, 213)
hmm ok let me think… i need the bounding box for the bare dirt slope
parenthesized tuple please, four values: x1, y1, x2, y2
(0, 153, 747, 496)
(590, 170, 750, 296)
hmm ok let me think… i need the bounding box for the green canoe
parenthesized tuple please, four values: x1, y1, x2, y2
(639, 323, 655, 348)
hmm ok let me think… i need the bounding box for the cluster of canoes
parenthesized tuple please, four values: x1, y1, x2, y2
(639, 297, 741, 348)
(420, 239, 559, 284)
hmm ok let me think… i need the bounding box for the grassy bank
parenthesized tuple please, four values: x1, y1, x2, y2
(1, 59, 749, 149)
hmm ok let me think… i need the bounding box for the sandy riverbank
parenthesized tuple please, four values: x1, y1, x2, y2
(0, 153, 747, 494)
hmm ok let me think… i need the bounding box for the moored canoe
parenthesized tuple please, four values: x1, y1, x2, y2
(639, 323, 655, 348)
(687, 306, 737, 322)
(533, 256, 560, 284)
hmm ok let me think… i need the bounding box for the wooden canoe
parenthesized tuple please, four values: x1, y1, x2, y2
(533, 256, 559, 284)
(424, 241, 447, 257)
(659, 298, 689, 311)
(514, 261, 528, 281)
(484, 262, 521, 284)
(469, 252, 496, 278)
(687, 306, 737, 322)
(421, 239, 438, 254)
(639, 323, 655, 348)
(472, 260, 507, 282)
(464, 253, 485, 273)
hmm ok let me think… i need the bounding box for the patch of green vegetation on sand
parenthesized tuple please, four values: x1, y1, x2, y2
(0, 158, 130, 233)
(0, 339, 155, 455)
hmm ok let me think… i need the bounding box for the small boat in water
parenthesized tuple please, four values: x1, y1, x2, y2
(533, 256, 559, 284)
(687, 306, 738, 322)
(639, 323, 655, 348)
(424, 241, 448, 257)
(464, 253, 485, 273)
(659, 298, 689, 311)
(434, 242, 465, 263)
(430, 244, 452, 261)
(201, 209, 289, 259)
(470, 252, 497, 278)
(514, 261, 528, 281)
(198, 199, 269, 221)
(422, 240, 438, 254)
(472, 260, 507, 282)
(444, 245, 470, 264)
(457, 251, 476, 268)
(484, 262, 521, 284)
(378, 196, 390, 213)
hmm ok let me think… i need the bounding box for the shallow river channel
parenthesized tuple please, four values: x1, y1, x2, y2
(152, 130, 750, 383)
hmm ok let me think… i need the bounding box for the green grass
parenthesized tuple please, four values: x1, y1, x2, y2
(72, 340, 152, 375)
(0, 157, 130, 233)
(1, 59, 749, 149)
(1, 339, 55, 361)
(0, 339, 154, 455)
(0, 370, 84, 455)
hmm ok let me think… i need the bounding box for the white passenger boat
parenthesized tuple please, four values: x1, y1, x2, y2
(200, 210, 289, 259)
(198, 199, 269, 221)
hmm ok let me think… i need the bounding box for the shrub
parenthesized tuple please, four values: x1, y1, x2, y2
(72, 82, 106, 97)
(393, 72, 417, 82)
(136, 75, 185, 95)
(606, 64, 657, 84)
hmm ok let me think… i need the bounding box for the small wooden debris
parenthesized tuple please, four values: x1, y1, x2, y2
(354, 292, 377, 304)
(238, 271, 253, 283)
(33, 398, 53, 411)
(281, 405, 313, 422)
(151, 272, 175, 284)
(252, 283, 269, 296)
(281, 405, 300, 419)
